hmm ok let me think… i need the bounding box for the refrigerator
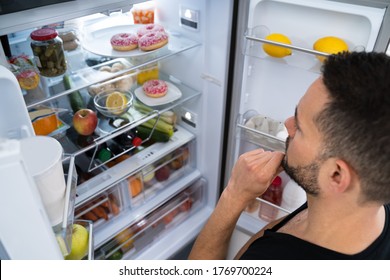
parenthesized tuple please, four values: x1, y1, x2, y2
(0, 0, 389, 260)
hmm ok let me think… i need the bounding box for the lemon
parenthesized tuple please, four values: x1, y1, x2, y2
(105, 91, 128, 114)
(313, 36, 349, 62)
(262, 33, 292, 58)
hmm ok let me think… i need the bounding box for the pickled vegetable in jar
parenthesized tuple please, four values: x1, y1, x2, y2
(30, 28, 67, 77)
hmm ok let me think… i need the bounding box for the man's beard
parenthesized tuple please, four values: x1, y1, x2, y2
(282, 137, 321, 196)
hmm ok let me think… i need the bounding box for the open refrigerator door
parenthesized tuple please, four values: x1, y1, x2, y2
(0, 0, 233, 260)
(224, 0, 390, 254)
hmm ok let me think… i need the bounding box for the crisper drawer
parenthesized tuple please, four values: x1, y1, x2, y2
(125, 142, 193, 208)
(94, 179, 204, 260)
(74, 182, 127, 230)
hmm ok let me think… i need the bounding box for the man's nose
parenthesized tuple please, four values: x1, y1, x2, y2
(284, 116, 296, 138)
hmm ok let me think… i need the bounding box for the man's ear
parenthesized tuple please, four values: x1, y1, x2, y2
(328, 159, 352, 193)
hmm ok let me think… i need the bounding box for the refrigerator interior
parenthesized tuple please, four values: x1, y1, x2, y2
(225, 0, 390, 238)
(0, 0, 234, 259)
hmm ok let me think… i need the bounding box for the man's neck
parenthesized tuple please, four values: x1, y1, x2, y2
(278, 199, 385, 254)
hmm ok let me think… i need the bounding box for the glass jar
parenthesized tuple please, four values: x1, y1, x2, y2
(258, 175, 283, 221)
(30, 28, 67, 77)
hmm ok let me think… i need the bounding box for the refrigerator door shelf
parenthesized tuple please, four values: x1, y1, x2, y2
(54, 155, 78, 257)
(236, 111, 286, 153)
(248, 0, 385, 52)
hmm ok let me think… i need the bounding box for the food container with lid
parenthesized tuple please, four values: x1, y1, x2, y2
(131, 1, 155, 24)
(30, 28, 67, 77)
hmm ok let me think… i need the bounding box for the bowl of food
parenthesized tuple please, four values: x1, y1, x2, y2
(94, 90, 133, 118)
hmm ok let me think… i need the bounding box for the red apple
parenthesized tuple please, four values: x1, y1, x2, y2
(155, 165, 170, 182)
(73, 109, 98, 136)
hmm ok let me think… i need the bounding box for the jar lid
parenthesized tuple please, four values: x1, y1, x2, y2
(30, 28, 58, 41)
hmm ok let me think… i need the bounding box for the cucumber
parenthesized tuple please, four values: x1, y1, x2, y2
(63, 74, 85, 113)
(136, 125, 170, 143)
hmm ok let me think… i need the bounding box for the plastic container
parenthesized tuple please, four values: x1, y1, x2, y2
(131, 2, 155, 24)
(20, 136, 66, 226)
(30, 28, 67, 77)
(75, 186, 123, 228)
(137, 63, 159, 85)
(258, 176, 282, 222)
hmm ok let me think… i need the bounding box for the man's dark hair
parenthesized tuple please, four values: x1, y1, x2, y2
(316, 51, 390, 204)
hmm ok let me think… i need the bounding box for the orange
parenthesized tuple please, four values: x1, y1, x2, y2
(128, 177, 143, 197)
(32, 114, 60, 135)
(17, 70, 40, 90)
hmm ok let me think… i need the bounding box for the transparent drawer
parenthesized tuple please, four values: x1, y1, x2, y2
(95, 178, 204, 260)
(126, 143, 192, 207)
(74, 182, 125, 229)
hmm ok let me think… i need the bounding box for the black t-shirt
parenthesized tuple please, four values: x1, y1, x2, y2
(239, 203, 390, 260)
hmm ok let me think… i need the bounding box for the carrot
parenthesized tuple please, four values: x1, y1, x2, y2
(92, 205, 109, 220)
(83, 211, 99, 222)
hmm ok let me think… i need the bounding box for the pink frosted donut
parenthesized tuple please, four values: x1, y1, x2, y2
(137, 24, 165, 38)
(138, 31, 168, 51)
(143, 79, 168, 98)
(110, 33, 138, 51)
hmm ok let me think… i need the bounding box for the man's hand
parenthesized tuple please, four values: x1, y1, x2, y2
(225, 149, 285, 211)
(188, 149, 284, 259)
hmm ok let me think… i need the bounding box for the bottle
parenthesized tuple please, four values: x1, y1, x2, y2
(30, 28, 67, 77)
(114, 129, 143, 149)
(258, 176, 282, 222)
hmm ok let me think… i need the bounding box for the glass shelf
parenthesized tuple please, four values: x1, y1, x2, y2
(25, 33, 201, 109)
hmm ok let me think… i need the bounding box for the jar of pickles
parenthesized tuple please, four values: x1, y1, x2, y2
(30, 28, 67, 77)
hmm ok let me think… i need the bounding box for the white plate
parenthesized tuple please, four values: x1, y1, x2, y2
(134, 81, 182, 107)
(82, 24, 166, 58)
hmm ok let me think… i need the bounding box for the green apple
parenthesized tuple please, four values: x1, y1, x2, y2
(65, 224, 89, 260)
(56, 235, 69, 257)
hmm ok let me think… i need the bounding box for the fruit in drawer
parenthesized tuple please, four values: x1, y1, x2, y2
(170, 147, 190, 170)
(143, 164, 155, 185)
(163, 208, 179, 225)
(107, 249, 123, 260)
(109, 194, 121, 216)
(114, 228, 135, 253)
(91, 205, 109, 220)
(263, 33, 292, 58)
(65, 224, 89, 260)
(179, 198, 193, 212)
(155, 165, 171, 182)
(313, 36, 349, 62)
(129, 177, 143, 197)
(73, 109, 98, 136)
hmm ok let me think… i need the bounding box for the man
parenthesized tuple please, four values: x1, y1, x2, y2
(189, 52, 390, 259)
